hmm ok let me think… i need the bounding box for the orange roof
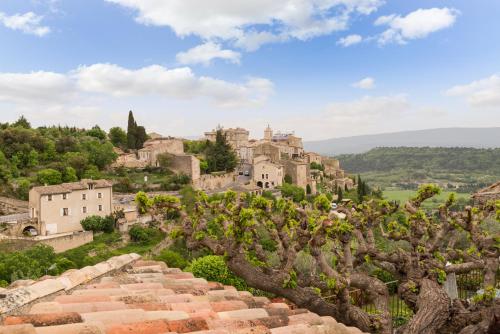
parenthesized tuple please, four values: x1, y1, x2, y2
(0, 254, 366, 334)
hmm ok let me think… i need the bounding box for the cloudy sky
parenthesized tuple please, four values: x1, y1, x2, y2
(0, 0, 499, 140)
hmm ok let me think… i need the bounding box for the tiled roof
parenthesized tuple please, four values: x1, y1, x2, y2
(0, 255, 367, 334)
(31, 180, 113, 195)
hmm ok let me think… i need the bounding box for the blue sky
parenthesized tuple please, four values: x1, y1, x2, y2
(0, 0, 499, 140)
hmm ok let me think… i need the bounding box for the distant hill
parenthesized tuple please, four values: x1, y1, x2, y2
(304, 128, 500, 155)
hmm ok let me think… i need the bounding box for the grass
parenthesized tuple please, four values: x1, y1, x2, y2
(383, 190, 471, 209)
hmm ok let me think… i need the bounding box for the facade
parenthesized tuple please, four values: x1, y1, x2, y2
(305, 152, 322, 165)
(29, 179, 113, 236)
(253, 142, 281, 163)
(252, 156, 284, 189)
(205, 127, 249, 149)
(138, 137, 184, 167)
(283, 160, 309, 190)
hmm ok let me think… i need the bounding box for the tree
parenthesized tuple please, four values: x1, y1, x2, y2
(165, 185, 499, 334)
(12, 115, 31, 129)
(280, 183, 305, 202)
(80, 215, 115, 233)
(109, 127, 127, 149)
(306, 184, 312, 195)
(86, 125, 107, 140)
(63, 167, 78, 182)
(135, 125, 147, 149)
(37, 169, 62, 185)
(127, 111, 137, 150)
(284, 174, 293, 184)
(205, 130, 237, 173)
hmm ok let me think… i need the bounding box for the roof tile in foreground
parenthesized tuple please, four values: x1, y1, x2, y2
(0, 256, 368, 334)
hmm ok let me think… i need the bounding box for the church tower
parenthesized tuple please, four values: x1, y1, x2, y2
(264, 125, 273, 141)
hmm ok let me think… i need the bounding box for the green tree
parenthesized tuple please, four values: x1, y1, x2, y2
(82, 140, 117, 170)
(281, 183, 306, 202)
(82, 165, 101, 179)
(12, 115, 31, 129)
(63, 167, 78, 182)
(284, 174, 293, 184)
(86, 125, 107, 140)
(37, 169, 63, 185)
(205, 130, 238, 173)
(109, 127, 127, 148)
(135, 125, 147, 149)
(127, 110, 137, 149)
(16, 178, 31, 200)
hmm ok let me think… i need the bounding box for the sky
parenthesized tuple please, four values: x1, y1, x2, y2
(0, 0, 499, 140)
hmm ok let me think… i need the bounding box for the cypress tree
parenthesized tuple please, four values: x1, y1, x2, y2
(127, 111, 137, 149)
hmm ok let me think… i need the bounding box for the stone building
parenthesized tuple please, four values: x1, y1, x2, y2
(253, 142, 281, 163)
(28, 179, 113, 236)
(138, 137, 184, 167)
(205, 126, 249, 149)
(472, 181, 500, 205)
(283, 160, 309, 190)
(305, 152, 322, 165)
(252, 155, 284, 189)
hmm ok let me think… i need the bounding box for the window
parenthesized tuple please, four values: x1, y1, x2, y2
(266, 174, 269, 179)
(98, 193, 102, 199)
(62, 208, 69, 216)
(48, 195, 52, 201)
(262, 174, 265, 179)
(98, 205, 103, 212)
(62, 193, 67, 200)
(82, 207, 87, 214)
(82, 194, 87, 200)
(88, 184, 94, 190)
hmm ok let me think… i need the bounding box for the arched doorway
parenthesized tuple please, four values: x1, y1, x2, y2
(257, 181, 263, 188)
(265, 182, 270, 188)
(22, 226, 38, 237)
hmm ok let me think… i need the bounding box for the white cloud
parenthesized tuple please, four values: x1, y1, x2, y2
(352, 77, 375, 89)
(0, 64, 273, 109)
(74, 63, 273, 107)
(105, 0, 385, 50)
(0, 71, 71, 104)
(0, 11, 50, 36)
(445, 74, 500, 107)
(375, 7, 458, 45)
(337, 34, 363, 47)
(325, 95, 409, 119)
(176, 42, 241, 66)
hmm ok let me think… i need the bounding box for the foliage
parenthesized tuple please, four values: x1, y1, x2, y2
(108, 127, 128, 149)
(310, 162, 324, 171)
(284, 174, 293, 184)
(126, 111, 147, 150)
(155, 249, 188, 269)
(37, 168, 62, 185)
(205, 130, 238, 173)
(80, 215, 115, 233)
(128, 225, 159, 243)
(187, 255, 251, 291)
(281, 183, 306, 202)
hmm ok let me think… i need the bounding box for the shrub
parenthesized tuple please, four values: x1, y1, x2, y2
(80, 215, 115, 233)
(37, 168, 62, 185)
(155, 250, 188, 269)
(281, 183, 306, 202)
(129, 225, 157, 243)
(187, 255, 250, 291)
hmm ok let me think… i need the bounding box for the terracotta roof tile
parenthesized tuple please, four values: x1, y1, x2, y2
(0, 255, 368, 334)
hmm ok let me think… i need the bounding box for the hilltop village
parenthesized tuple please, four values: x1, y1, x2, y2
(0, 118, 353, 252)
(115, 125, 353, 194)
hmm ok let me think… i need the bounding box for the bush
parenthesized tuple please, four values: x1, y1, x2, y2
(129, 225, 158, 243)
(80, 215, 115, 233)
(37, 168, 62, 185)
(281, 183, 305, 202)
(155, 250, 188, 269)
(187, 255, 250, 291)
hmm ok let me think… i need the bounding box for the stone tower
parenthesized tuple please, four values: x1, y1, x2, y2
(264, 125, 273, 141)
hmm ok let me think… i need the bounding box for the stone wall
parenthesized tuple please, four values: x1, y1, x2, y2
(170, 154, 201, 182)
(0, 231, 93, 253)
(0, 197, 28, 216)
(195, 173, 235, 191)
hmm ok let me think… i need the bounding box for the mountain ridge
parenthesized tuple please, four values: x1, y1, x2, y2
(303, 127, 500, 156)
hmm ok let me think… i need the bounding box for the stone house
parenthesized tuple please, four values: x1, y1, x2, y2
(28, 179, 113, 236)
(472, 181, 500, 205)
(305, 152, 322, 165)
(283, 160, 309, 190)
(138, 137, 184, 167)
(252, 156, 284, 189)
(205, 127, 249, 149)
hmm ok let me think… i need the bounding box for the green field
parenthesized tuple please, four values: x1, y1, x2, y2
(383, 190, 471, 209)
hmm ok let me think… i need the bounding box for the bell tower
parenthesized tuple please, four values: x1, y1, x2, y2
(264, 124, 273, 141)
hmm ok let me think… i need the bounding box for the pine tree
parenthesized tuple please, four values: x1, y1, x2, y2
(205, 130, 237, 172)
(337, 187, 343, 201)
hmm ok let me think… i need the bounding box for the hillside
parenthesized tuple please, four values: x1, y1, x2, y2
(336, 147, 500, 191)
(304, 128, 500, 155)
